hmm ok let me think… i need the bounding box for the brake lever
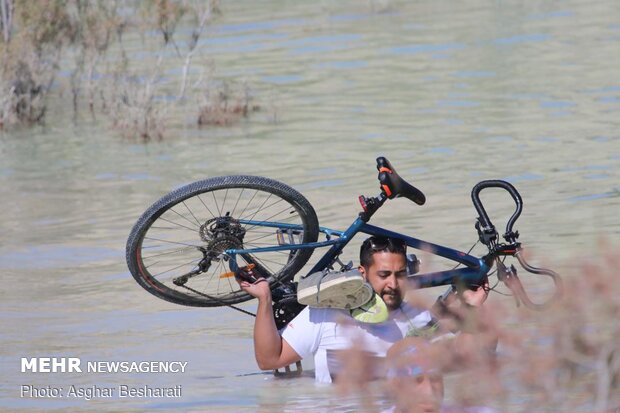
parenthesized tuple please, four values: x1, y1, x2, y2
(515, 250, 563, 305)
(497, 260, 521, 308)
(498, 252, 563, 310)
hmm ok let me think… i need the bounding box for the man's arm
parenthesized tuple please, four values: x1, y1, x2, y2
(238, 278, 302, 370)
(454, 282, 498, 351)
(429, 282, 497, 350)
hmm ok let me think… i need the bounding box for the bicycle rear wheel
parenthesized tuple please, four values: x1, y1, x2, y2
(126, 175, 319, 307)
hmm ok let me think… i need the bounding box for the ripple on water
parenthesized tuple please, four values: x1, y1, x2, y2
(0, 246, 121, 269)
(388, 42, 465, 55)
(329, 13, 372, 23)
(203, 32, 286, 46)
(426, 147, 455, 156)
(284, 33, 363, 55)
(502, 173, 545, 183)
(309, 167, 339, 176)
(407, 167, 429, 175)
(208, 42, 273, 54)
(314, 60, 368, 70)
(558, 164, 609, 172)
(594, 85, 620, 92)
(525, 10, 575, 20)
(438, 100, 480, 108)
(536, 136, 560, 143)
(452, 70, 496, 78)
(598, 96, 620, 103)
(548, 110, 572, 117)
(493, 33, 550, 45)
(215, 18, 307, 34)
(540, 100, 576, 109)
(95, 172, 161, 181)
(261, 74, 304, 84)
(485, 136, 513, 143)
(568, 191, 619, 202)
(584, 174, 610, 180)
(297, 179, 345, 190)
(359, 132, 382, 140)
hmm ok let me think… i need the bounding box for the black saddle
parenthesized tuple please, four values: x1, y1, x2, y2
(376, 157, 426, 205)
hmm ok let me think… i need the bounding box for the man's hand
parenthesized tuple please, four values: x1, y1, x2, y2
(237, 277, 271, 301)
(459, 280, 489, 307)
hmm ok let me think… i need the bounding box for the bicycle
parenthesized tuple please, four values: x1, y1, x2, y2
(126, 156, 562, 328)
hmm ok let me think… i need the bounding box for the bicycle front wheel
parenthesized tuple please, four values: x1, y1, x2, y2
(126, 175, 319, 307)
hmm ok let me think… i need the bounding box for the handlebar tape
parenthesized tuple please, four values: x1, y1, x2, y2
(471, 180, 523, 236)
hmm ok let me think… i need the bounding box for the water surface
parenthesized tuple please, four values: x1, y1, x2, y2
(1, 0, 619, 411)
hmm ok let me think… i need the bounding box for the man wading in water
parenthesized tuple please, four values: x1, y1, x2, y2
(238, 236, 492, 383)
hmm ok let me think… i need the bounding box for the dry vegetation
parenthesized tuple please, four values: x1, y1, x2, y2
(197, 80, 259, 126)
(0, 0, 258, 138)
(336, 244, 620, 413)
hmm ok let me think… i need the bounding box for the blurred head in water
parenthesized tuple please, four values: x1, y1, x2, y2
(385, 338, 444, 413)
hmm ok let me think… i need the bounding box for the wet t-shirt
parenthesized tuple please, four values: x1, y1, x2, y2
(281, 304, 432, 383)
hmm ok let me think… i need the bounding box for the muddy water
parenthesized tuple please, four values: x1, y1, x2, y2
(1, 0, 619, 411)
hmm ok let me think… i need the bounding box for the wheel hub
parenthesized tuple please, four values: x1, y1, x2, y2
(206, 234, 243, 257)
(200, 215, 246, 244)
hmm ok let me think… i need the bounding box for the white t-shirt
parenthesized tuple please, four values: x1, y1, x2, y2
(381, 406, 500, 413)
(281, 304, 432, 383)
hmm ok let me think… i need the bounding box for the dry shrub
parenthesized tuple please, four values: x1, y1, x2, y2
(139, 0, 187, 47)
(0, 0, 75, 127)
(1, 0, 259, 135)
(1, 0, 128, 126)
(489, 243, 620, 413)
(336, 243, 620, 413)
(0, 47, 56, 127)
(0, 0, 15, 43)
(16, 0, 75, 52)
(69, 0, 127, 115)
(106, 62, 166, 141)
(0, 0, 80, 127)
(197, 80, 259, 126)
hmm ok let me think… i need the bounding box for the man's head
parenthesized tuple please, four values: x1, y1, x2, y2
(359, 236, 408, 311)
(386, 338, 444, 413)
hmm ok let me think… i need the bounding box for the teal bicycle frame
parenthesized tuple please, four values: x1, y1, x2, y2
(227, 215, 491, 289)
(225, 172, 561, 310)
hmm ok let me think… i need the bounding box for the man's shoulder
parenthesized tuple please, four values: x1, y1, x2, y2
(307, 306, 351, 322)
(286, 306, 350, 328)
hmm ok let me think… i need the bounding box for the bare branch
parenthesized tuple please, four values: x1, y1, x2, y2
(0, 0, 14, 43)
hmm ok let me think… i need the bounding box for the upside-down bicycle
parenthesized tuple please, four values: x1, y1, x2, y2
(126, 157, 562, 328)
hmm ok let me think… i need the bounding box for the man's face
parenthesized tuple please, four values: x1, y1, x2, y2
(360, 251, 408, 311)
(389, 373, 444, 413)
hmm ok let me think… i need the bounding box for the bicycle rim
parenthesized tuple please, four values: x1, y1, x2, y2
(127, 176, 319, 307)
